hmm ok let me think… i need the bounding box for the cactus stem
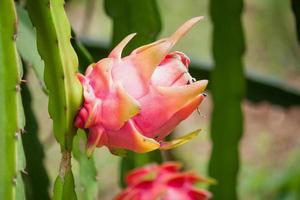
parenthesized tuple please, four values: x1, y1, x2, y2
(59, 151, 72, 181)
(21, 169, 28, 175)
(14, 132, 20, 140)
(12, 34, 17, 41)
(12, 176, 17, 186)
(15, 84, 21, 92)
(12, 20, 18, 41)
(20, 128, 25, 134)
(47, 1, 51, 9)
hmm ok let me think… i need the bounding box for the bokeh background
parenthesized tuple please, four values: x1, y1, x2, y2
(24, 0, 300, 199)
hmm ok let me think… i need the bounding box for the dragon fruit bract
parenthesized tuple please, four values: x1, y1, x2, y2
(74, 17, 207, 155)
(115, 162, 211, 200)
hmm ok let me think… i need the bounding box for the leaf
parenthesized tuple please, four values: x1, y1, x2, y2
(73, 130, 98, 200)
(208, 0, 246, 199)
(104, 0, 163, 187)
(26, 0, 82, 150)
(0, 0, 26, 199)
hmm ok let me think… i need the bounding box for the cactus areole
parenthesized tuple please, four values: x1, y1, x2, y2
(115, 162, 211, 200)
(74, 17, 207, 155)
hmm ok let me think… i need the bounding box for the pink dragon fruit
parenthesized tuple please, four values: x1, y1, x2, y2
(115, 162, 212, 200)
(74, 17, 207, 155)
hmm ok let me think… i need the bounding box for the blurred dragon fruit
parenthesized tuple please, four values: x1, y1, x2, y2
(74, 17, 207, 155)
(115, 162, 211, 200)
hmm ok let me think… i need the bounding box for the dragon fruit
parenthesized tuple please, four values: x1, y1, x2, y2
(115, 162, 211, 200)
(74, 17, 207, 155)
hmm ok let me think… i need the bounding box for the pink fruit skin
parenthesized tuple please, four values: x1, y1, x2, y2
(115, 162, 212, 200)
(74, 17, 208, 154)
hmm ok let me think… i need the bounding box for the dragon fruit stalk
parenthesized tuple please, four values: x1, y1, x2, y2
(74, 17, 207, 155)
(115, 162, 212, 200)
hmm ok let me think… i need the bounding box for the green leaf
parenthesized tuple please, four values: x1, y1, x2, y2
(73, 130, 98, 200)
(0, 0, 26, 199)
(26, 0, 82, 150)
(104, 0, 163, 187)
(208, 0, 246, 199)
(16, 5, 47, 93)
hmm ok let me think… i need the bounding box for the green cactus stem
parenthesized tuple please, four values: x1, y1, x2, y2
(26, 0, 82, 198)
(21, 66, 50, 200)
(208, 0, 246, 199)
(0, 0, 26, 199)
(26, 0, 82, 151)
(73, 130, 98, 200)
(16, 5, 47, 93)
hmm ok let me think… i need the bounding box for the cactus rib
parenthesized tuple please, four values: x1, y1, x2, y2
(0, 0, 26, 199)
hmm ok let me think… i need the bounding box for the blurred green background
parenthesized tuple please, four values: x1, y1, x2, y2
(24, 0, 300, 199)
